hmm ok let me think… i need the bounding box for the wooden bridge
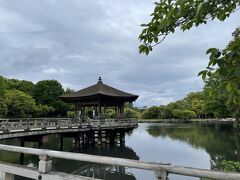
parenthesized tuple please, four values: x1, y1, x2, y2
(0, 118, 137, 152)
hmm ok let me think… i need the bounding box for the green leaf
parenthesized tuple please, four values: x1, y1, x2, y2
(196, 2, 203, 15)
(198, 70, 207, 76)
(226, 82, 234, 92)
(206, 48, 218, 55)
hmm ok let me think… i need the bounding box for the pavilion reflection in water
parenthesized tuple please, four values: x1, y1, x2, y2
(53, 144, 139, 180)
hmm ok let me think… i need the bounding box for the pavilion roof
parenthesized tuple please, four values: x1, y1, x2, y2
(59, 77, 138, 104)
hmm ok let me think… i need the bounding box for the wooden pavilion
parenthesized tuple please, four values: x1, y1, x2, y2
(59, 77, 138, 119)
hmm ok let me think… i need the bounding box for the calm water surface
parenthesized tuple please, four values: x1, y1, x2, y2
(0, 123, 239, 180)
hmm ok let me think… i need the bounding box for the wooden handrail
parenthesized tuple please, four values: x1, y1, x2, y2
(0, 144, 239, 180)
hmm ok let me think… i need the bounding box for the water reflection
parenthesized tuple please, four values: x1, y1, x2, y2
(146, 124, 240, 170)
(53, 144, 139, 179)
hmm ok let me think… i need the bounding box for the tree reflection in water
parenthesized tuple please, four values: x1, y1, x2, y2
(146, 123, 240, 171)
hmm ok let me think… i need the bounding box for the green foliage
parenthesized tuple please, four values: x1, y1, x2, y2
(172, 109, 197, 120)
(33, 104, 54, 117)
(5, 78, 35, 96)
(200, 29, 240, 121)
(105, 108, 116, 118)
(0, 76, 5, 97)
(0, 98, 7, 117)
(67, 111, 76, 118)
(142, 106, 160, 119)
(124, 108, 140, 118)
(34, 80, 68, 116)
(0, 76, 71, 118)
(138, 0, 239, 54)
(3, 90, 36, 117)
(219, 160, 240, 172)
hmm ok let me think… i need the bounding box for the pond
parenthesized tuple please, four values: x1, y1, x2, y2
(0, 123, 239, 180)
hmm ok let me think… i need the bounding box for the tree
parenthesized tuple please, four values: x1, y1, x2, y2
(141, 106, 160, 119)
(3, 90, 36, 117)
(0, 76, 5, 97)
(34, 80, 68, 116)
(199, 30, 240, 124)
(5, 79, 35, 96)
(105, 108, 116, 118)
(124, 108, 140, 118)
(33, 104, 54, 117)
(138, 0, 239, 54)
(172, 109, 197, 120)
(184, 92, 205, 118)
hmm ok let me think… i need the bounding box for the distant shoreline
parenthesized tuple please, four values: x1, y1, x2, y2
(138, 118, 234, 124)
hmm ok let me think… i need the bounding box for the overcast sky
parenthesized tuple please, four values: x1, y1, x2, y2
(0, 0, 239, 107)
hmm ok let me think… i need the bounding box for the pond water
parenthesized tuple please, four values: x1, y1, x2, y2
(0, 123, 239, 180)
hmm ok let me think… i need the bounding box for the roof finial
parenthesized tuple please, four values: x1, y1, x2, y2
(98, 76, 103, 84)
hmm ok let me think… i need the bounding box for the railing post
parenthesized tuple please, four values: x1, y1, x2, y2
(3, 120, 9, 133)
(25, 119, 30, 131)
(78, 118, 82, 128)
(154, 168, 168, 180)
(38, 154, 52, 174)
(0, 172, 14, 180)
(42, 119, 47, 130)
(98, 119, 101, 127)
(88, 119, 91, 127)
(68, 120, 72, 129)
(57, 119, 60, 129)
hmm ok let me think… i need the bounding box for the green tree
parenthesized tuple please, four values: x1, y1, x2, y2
(3, 90, 36, 117)
(199, 29, 240, 125)
(141, 106, 160, 119)
(124, 108, 140, 118)
(33, 104, 54, 117)
(0, 76, 5, 97)
(105, 108, 116, 118)
(34, 80, 68, 116)
(5, 79, 35, 96)
(184, 92, 205, 118)
(172, 109, 197, 120)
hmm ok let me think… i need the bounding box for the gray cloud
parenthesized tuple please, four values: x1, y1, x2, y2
(0, 0, 239, 107)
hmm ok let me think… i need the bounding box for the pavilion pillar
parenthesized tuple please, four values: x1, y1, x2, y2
(98, 105, 101, 117)
(81, 107, 85, 120)
(122, 104, 124, 117)
(103, 105, 106, 118)
(115, 106, 118, 119)
(75, 105, 77, 117)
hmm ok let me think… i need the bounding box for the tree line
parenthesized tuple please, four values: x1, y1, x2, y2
(140, 80, 233, 120)
(0, 76, 73, 118)
(0, 75, 234, 120)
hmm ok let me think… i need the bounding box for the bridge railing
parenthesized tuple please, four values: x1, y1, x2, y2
(0, 118, 138, 133)
(0, 118, 71, 133)
(87, 118, 138, 127)
(0, 144, 239, 180)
